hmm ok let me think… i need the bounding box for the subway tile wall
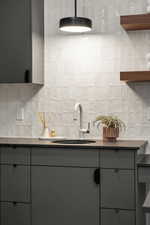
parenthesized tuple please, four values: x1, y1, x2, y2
(0, 0, 150, 151)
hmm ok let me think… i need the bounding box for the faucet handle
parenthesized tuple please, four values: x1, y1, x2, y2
(73, 111, 78, 121)
(87, 122, 90, 134)
(81, 122, 90, 134)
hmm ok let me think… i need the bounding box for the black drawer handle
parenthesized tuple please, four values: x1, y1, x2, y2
(94, 168, 100, 185)
(115, 209, 120, 214)
(13, 164, 17, 168)
(12, 202, 17, 206)
(24, 70, 30, 83)
(114, 168, 119, 173)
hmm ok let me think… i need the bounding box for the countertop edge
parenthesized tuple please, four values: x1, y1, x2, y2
(0, 138, 147, 150)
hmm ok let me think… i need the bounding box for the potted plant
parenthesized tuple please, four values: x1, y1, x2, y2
(94, 115, 125, 142)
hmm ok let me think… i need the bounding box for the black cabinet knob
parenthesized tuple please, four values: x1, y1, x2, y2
(114, 168, 119, 173)
(12, 202, 17, 206)
(13, 164, 17, 168)
(115, 209, 120, 214)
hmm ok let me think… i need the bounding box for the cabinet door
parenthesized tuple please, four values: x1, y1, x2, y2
(32, 166, 99, 225)
(100, 150, 134, 169)
(101, 169, 135, 209)
(0, 146, 30, 165)
(0, 0, 31, 83)
(0, 202, 30, 225)
(101, 209, 135, 225)
(0, 165, 30, 202)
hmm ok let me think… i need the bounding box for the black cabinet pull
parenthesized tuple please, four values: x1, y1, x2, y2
(13, 164, 17, 168)
(24, 70, 30, 83)
(12, 202, 17, 206)
(115, 209, 120, 214)
(114, 168, 119, 173)
(94, 168, 100, 185)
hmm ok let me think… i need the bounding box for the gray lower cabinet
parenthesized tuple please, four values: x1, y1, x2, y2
(32, 166, 99, 225)
(0, 146, 30, 165)
(101, 169, 135, 209)
(100, 150, 134, 169)
(0, 145, 144, 225)
(101, 209, 135, 225)
(0, 164, 30, 202)
(0, 202, 30, 225)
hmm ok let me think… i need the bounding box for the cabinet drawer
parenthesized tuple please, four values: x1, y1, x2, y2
(101, 209, 135, 225)
(32, 148, 98, 167)
(0, 165, 30, 202)
(100, 149, 135, 169)
(0, 146, 30, 165)
(101, 169, 135, 209)
(1, 202, 30, 225)
(138, 167, 150, 183)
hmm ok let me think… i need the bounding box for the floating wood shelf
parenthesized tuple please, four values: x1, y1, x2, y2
(120, 14, 150, 31)
(120, 71, 150, 82)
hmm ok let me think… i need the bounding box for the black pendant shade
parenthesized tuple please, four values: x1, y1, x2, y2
(59, 0, 92, 33)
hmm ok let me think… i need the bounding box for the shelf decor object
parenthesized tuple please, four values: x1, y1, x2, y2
(59, 0, 92, 33)
(120, 71, 150, 82)
(146, 0, 150, 13)
(38, 112, 50, 138)
(120, 14, 150, 31)
(146, 53, 150, 70)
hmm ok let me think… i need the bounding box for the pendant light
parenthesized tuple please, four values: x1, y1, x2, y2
(59, 0, 92, 33)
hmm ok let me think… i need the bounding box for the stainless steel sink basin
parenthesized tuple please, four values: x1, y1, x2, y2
(52, 139, 96, 145)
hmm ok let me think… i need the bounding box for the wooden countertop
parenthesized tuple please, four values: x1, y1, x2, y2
(0, 137, 147, 150)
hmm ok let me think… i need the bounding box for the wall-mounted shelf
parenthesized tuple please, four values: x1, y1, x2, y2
(120, 14, 150, 31)
(120, 71, 150, 82)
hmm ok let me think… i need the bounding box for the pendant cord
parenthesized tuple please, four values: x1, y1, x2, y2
(75, 0, 77, 17)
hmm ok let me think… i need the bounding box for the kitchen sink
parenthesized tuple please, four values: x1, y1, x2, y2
(52, 139, 96, 145)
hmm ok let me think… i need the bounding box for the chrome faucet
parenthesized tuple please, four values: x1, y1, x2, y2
(73, 103, 90, 138)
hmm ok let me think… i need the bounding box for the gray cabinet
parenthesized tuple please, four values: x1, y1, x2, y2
(101, 169, 135, 209)
(32, 148, 98, 167)
(0, 146, 30, 165)
(1, 202, 30, 225)
(0, 164, 30, 202)
(0, 145, 144, 225)
(0, 146, 31, 225)
(100, 149, 135, 169)
(32, 166, 99, 225)
(101, 209, 135, 225)
(0, 0, 44, 84)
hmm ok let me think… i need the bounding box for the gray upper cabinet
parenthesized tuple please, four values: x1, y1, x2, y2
(32, 166, 99, 225)
(0, 0, 44, 84)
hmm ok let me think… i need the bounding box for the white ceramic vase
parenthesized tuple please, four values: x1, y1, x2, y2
(40, 127, 50, 138)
